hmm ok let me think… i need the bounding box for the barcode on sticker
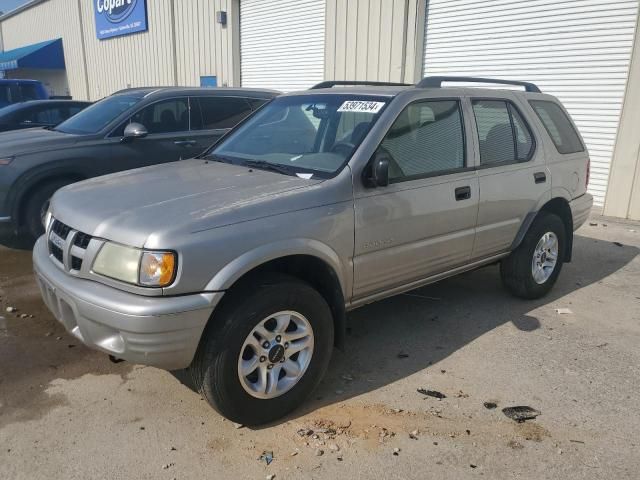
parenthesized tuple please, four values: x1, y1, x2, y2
(337, 101, 386, 114)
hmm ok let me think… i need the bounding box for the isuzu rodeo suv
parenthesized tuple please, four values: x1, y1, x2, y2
(33, 77, 593, 424)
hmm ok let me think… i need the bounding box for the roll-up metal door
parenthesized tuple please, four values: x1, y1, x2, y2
(423, 0, 640, 206)
(240, 0, 326, 92)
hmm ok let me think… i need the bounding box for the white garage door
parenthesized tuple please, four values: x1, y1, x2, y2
(423, 0, 640, 206)
(240, 0, 326, 92)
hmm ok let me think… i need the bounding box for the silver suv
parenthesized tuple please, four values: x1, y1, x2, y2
(33, 77, 593, 425)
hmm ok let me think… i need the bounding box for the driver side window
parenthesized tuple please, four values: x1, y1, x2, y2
(380, 100, 465, 182)
(113, 98, 189, 136)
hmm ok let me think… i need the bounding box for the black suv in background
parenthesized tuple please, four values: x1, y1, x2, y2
(0, 87, 278, 242)
(0, 100, 92, 132)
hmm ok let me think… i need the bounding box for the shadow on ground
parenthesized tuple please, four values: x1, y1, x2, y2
(174, 233, 638, 427)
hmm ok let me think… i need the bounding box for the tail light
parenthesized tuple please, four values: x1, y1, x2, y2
(586, 157, 590, 188)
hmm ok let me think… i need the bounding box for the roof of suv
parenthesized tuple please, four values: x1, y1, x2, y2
(112, 86, 280, 99)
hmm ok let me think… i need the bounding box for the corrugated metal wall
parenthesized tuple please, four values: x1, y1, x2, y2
(174, 0, 238, 88)
(324, 0, 425, 83)
(79, 0, 177, 100)
(240, 0, 326, 91)
(0, 0, 238, 101)
(422, 0, 640, 206)
(0, 0, 89, 100)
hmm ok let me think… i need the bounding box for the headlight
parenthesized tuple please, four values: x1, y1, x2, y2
(93, 243, 177, 287)
(0, 156, 15, 165)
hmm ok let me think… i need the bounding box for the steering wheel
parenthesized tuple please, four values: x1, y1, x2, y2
(330, 141, 356, 156)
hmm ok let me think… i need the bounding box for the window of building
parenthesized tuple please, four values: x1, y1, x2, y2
(472, 100, 534, 165)
(380, 100, 465, 181)
(529, 100, 584, 154)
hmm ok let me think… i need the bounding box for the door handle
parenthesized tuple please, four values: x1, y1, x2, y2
(534, 172, 547, 184)
(174, 140, 197, 147)
(455, 186, 472, 201)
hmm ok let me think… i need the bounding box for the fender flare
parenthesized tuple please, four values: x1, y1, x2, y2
(204, 238, 349, 298)
(510, 188, 574, 261)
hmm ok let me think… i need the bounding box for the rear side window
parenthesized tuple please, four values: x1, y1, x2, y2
(529, 100, 584, 154)
(381, 100, 465, 181)
(20, 84, 41, 101)
(196, 97, 252, 130)
(0, 86, 11, 105)
(472, 100, 534, 166)
(247, 98, 268, 110)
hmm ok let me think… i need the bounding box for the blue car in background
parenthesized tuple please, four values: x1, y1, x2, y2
(0, 79, 49, 108)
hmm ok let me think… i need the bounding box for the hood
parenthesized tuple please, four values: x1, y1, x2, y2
(0, 127, 80, 156)
(51, 159, 324, 247)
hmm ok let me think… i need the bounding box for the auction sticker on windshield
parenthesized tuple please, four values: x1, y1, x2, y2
(337, 101, 386, 113)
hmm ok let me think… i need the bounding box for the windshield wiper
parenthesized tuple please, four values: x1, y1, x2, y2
(205, 154, 236, 165)
(243, 160, 298, 176)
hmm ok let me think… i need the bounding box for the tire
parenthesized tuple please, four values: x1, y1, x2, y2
(190, 273, 334, 425)
(22, 179, 73, 241)
(500, 212, 567, 299)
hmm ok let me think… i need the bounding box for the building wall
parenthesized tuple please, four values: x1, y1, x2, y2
(0, 0, 89, 100)
(604, 12, 640, 220)
(324, 0, 425, 83)
(0, 0, 238, 101)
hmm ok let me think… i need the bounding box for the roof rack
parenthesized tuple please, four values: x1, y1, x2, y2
(417, 76, 541, 93)
(310, 80, 412, 89)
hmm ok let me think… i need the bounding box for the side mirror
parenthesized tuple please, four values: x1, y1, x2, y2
(364, 150, 390, 188)
(122, 122, 148, 141)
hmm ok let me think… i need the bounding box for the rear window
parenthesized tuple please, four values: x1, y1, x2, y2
(529, 100, 584, 154)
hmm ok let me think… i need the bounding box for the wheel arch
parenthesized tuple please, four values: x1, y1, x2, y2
(511, 195, 574, 262)
(13, 169, 87, 228)
(204, 240, 349, 349)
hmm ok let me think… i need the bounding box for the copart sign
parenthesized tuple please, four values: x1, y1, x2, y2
(94, 0, 148, 40)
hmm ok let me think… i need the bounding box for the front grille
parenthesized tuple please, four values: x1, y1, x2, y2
(49, 241, 63, 263)
(51, 219, 71, 240)
(74, 231, 92, 249)
(48, 218, 93, 272)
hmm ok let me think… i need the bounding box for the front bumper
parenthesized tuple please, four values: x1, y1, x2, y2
(570, 193, 594, 231)
(33, 236, 223, 370)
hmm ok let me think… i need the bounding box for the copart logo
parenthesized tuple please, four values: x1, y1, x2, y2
(96, 0, 137, 23)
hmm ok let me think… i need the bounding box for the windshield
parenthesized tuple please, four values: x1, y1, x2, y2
(208, 94, 390, 178)
(54, 94, 143, 134)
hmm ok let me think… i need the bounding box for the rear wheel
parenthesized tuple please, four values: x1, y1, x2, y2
(501, 212, 567, 299)
(191, 274, 334, 425)
(22, 179, 73, 241)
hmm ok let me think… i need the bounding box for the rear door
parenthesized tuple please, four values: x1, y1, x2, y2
(470, 97, 550, 258)
(188, 96, 254, 152)
(352, 98, 479, 300)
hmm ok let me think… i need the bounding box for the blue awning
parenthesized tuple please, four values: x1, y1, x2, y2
(0, 38, 65, 71)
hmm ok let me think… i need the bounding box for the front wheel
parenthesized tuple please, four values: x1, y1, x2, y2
(501, 212, 567, 299)
(190, 274, 334, 425)
(22, 179, 73, 241)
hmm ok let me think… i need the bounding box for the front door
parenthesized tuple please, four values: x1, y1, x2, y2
(110, 97, 200, 168)
(352, 99, 479, 301)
